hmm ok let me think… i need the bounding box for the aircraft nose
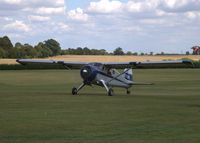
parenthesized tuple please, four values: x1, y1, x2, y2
(83, 69, 88, 73)
(80, 66, 97, 84)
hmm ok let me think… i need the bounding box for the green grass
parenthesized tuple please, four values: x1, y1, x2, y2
(0, 69, 200, 143)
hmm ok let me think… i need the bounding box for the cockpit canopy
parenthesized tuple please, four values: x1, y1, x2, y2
(88, 62, 104, 70)
(88, 62, 120, 75)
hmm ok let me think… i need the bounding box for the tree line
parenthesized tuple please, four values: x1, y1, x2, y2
(0, 36, 132, 58)
(0, 35, 192, 59)
(0, 36, 61, 58)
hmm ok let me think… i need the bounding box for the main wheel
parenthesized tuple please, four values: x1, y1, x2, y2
(72, 87, 78, 95)
(108, 88, 114, 96)
(127, 90, 131, 95)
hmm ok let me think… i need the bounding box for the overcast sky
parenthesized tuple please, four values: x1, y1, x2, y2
(0, 0, 200, 53)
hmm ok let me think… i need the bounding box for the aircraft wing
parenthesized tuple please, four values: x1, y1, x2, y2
(17, 59, 193, 69)
(16, 59, 88, 69)
(103, 60, 193, 69)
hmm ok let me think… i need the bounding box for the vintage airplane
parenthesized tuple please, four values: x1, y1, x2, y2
(16, 59, 192, 96)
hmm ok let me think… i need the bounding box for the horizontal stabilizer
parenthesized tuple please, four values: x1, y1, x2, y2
(130, 82, 154, 85)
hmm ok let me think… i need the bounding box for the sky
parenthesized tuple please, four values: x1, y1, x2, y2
(0, 0, 200, 53)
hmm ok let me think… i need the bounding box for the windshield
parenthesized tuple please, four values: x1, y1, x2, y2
(89, 62, 103, 69)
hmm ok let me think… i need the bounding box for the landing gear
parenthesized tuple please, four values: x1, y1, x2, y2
(100, 79, 114, 96)
(72, 83, 85, 95)
(108, 88, 114, 96)
(72, 87, 78, 95)
(127, 89, 131, 95)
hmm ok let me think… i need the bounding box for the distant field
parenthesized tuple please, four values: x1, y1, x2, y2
(0, 55, 200, 65)
(0, 69, 200, 143)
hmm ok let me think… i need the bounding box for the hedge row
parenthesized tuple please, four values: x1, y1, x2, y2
(193, 61, 200, 68)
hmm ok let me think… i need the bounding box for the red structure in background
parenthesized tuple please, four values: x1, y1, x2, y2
(191, 46, 200, 55)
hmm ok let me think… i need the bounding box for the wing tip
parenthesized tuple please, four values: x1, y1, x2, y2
(16, 59, 26, 65)
(182, 60, 194, 67)
(129, 62, 138, 66)
(182, 60, 192, 64)
(16, 59, 21, 64)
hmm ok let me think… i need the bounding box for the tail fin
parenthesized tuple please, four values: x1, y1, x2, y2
(122, 69, 153, 85)
(123, 68, 133, 81)
(109, 68, 134, 84)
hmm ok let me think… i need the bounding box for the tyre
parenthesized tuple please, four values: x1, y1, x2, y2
(108, 88, 114, 96)
(127, 90, 131, 95)
(72, 87, 78, 95)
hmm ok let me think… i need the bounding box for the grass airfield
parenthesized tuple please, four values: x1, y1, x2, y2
(0, 69, 200, 143)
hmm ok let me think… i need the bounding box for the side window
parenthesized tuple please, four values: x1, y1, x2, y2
(125, 73, 133, 81)
(112, 70, 115, 75)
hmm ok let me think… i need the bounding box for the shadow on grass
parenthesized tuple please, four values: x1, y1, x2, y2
(71, 92, 141, 97)
(187, 104, 200, 108)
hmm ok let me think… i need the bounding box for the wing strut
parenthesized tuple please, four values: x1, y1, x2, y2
(107, 68, 130, 84)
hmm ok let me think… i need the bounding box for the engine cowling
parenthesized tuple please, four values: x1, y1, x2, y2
(80, 66, 97, 84)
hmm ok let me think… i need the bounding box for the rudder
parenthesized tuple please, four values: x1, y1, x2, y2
(124, 68, 133, 81)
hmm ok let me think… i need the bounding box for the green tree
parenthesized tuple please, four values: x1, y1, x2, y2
(83, 47, 91, 55)
(150, 52, 154, 55)
(99, 49, 107, 55)
(35, 42, 53, 58)
(23, 44, 37, 58)
(113, 47, 124, 55)
(0, 36, 13, 49)
(76, 47, 83, 55)
(15, 42, 23, 49)
(186, 51, 190, 55)
(133, 52, 138, 56)
(90, 49, 97, 55)
(0, 48, 6, 58)
(8, 48, 20, 58)
(61, 49, 70, 55)
(44, 39, 61, 56)
(0, 36, 14, 58)
(127, 51, 132, 55)
(161, 52, 165, 55)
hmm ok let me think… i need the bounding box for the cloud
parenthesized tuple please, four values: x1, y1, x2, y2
(67, 8, 89, 22)
(163, 0, 191, 9)
(185, 11, 200, 19)
(2, 0, 22, 5)
(159, 0, 200, 13)
(55, 0, 65, 6)
(35, 7, 65, 15)
(3, 20, 31, 32)
(125, 0, 160, 13)
(86, 0, 200, 15)
(88, 0, 122, 13)
(0, 0, 200, 53)
(1, 0, 65, 7)
(28, 15, 51, 22)
(0, 16, 13, 21)
(57, 22, 71, 31)
(25, 0, 65, 7)
(0, 0, 65, 13)
(140, 19, 166, 25)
